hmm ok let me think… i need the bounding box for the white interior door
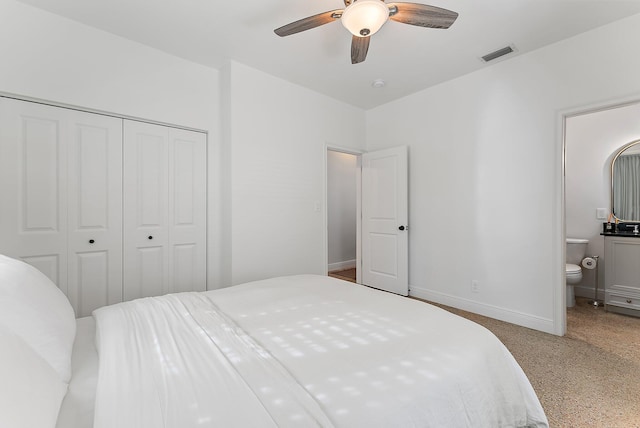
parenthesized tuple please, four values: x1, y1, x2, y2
(67, 110, 123, 317)
(168, 128, 207, 293)
(361, 146, 408, 295)
(123, 121, 207, 300)
(0, 98, 69, 290)
(123, 120, 170, 300)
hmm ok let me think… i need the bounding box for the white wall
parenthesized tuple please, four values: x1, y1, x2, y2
(222, 62, 365, 285)
(0, 0, 217, 130)
(565, 102, 640, 298)
(0, 0, 223, 288)
(366, 13, 640, 334)
(327, 151, 358, 271)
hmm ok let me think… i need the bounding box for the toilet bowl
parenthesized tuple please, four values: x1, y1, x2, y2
(565, 264, 583, 284)
(565, 263, 583, 308)
(566, 238, 589, 308)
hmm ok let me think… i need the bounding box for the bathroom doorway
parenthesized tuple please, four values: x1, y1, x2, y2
(326, 149, 359, 283)
(564, 100, 640, 330)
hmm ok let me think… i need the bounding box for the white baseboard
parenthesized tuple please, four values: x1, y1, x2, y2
(328, 259, 356, 272)
(574, 285, 605, 300)
(409, 284, 556, 334)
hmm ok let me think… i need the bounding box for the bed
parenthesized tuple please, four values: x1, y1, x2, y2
(0, 254, 548, 427)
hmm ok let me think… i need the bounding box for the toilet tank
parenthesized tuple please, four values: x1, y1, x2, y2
(566, 238, 589, 264)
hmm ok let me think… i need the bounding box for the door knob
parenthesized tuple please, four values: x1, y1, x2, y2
(398, 225, 406, 231)
(89, 239, 95, 244)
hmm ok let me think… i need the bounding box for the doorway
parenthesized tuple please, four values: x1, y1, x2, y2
(564, 100, 640, 332)
(325, 145, 409, 295)
(326, 149, 359, 283)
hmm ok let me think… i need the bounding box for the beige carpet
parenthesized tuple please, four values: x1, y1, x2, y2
(433, 297, 640, 428)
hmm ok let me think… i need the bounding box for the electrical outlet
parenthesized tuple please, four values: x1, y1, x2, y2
(471, 280, 480, 293)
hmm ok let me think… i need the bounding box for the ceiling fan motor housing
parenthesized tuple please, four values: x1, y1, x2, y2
(341, 0, 390, 37)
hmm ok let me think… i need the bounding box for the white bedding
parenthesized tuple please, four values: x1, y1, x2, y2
(92, 275, 548, 427)
(56, 317, 99, 428)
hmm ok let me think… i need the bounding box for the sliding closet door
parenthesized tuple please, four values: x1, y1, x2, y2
(123, 121, 206, 300)
(0, 98, 123, 316)
(1, 97, 206, 312)
(168, 128, 207, 293)
(66, 110, 123, 317)
(0, 98, 69, 290)
(123, 121, 170, 300)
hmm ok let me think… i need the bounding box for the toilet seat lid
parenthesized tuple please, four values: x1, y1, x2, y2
(566, 263, 581, 274)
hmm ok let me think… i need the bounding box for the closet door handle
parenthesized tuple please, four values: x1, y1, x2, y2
(398, 225, 406, 231)
(89, 239, 95, 244)
(148, 235, 153, 240)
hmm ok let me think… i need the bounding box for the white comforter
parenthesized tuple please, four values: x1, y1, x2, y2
(93, 275, 548, 427)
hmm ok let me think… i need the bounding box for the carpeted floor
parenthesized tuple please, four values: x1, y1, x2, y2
(433, 297, 640, 428)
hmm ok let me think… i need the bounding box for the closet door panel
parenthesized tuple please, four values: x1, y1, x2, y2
(0, 98, 69, 291)
(123, 121, 169, 300)
(168, 129, 206, 293)
(134, 246, 167, 298)
(139, 135, 166, 226)
(172, 244, 196, 293)
(22, 117, 61, 231)
(74, 251, 109, 316)
(20, 255, 61, 286)
(67, 111, 123, 316)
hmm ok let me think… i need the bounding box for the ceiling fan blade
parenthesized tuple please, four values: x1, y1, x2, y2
(388, 3, 458, 29)
(274, 10, 343, 36)
(351, 35, 370, 64)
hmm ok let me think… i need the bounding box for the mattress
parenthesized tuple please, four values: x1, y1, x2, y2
(56, 317, 98, 428)
(91, 275, 548, 427)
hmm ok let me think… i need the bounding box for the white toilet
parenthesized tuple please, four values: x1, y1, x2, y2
(566, 238, 589, 307)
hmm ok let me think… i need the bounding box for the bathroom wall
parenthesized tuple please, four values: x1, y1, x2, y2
(565, 102, 640, 298)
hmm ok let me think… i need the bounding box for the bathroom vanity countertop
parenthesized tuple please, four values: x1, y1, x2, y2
(601, 222, 640, 237)
(601, 232, 640, 238)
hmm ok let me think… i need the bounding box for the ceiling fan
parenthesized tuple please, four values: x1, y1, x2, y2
(274, 0, 458, 64)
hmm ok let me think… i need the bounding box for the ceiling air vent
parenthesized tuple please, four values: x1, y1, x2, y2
(481, 46, 514, 62)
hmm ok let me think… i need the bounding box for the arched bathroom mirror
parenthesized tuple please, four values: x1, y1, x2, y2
(611, 139, 640, 221)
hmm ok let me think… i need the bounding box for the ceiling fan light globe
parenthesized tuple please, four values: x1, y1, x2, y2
(341, 0, 389, 37)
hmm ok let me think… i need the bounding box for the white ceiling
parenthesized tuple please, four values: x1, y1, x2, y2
(17, 0, 640, 109)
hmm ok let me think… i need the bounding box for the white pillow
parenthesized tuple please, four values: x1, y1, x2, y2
(0, 254, 76, 382)
(0, 326, 68, 428)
